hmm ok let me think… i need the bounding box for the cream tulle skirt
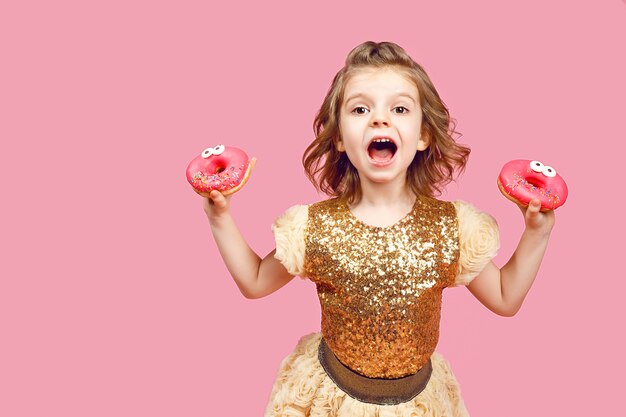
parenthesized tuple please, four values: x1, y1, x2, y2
(265, 333, 470, 417)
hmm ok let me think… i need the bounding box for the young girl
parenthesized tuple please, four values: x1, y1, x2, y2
(203, 41, 555, 416)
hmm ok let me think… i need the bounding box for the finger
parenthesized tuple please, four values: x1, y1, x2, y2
(209, 190, 227, 207)
(526, 199, 541, 218)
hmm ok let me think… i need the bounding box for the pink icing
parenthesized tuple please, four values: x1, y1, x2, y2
(498, 159, 568, 210)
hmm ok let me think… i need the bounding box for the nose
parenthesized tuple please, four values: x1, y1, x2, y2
(369, 109, 391, 127)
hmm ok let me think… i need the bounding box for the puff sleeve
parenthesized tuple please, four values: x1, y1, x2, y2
(272, 205, 308, 278)
(452, 201, 500, 286)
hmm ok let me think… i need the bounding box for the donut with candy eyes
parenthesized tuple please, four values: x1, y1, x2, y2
(186, 145, 255, 197)
(497, 159, 568, 211)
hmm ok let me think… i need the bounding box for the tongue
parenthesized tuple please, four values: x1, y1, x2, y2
(369, 147, 394, 162)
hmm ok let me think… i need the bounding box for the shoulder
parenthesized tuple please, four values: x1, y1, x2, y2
(452, 200, 499, 230)
(273, 197, 343, 229)
(272, 204, 309, 229)
(272, 204, 310, 278)
(308, 197, 342, 214)
(416, 195, 458, 220)
(419, 195, 456, 211)
(451, 200, 500, 286)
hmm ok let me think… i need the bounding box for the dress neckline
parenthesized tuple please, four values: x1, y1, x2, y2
(341, 196, 421, 230)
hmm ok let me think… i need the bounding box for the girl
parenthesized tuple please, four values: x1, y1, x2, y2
(203, 41, 555, 416)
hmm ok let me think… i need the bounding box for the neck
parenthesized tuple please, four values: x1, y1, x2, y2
(356, 178, 415, 208)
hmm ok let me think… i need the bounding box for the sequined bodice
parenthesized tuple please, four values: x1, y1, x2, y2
(304, 196, 459, 378)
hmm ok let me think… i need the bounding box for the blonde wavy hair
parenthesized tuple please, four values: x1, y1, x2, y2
(303, 41, 471, 204)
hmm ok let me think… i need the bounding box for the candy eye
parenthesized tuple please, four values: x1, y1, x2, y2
(201, 147, 214, 158)
(213, 144, 225, 155)
(542, 165, 557, 177)
(530, 160, 544, 172)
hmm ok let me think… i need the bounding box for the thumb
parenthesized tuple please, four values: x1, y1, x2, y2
(209, 190, 230, 209)
(526, 199, 542, 218)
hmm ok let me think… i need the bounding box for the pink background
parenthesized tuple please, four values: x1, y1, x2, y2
(2, 0, 625, 415)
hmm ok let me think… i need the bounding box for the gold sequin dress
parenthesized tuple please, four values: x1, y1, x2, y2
(265, 196, 500, 417)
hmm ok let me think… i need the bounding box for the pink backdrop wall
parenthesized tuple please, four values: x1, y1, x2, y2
(2, 0, 625, 415)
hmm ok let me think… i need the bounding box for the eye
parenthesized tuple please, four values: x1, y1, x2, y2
(394, 106, 409, 114)
(213, 144, 225, 155)
(352, 107, 369, 115)
(541, 165, 557, 177)
(201, 147, 214, 158)
(530, 160, 544, 172)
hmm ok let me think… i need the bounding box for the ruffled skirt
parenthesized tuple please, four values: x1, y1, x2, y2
(265, 333, 470, 417)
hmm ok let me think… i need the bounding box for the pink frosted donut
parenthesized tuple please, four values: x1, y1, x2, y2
(497, 159, 568, 211)
(186, 145, 254, 197)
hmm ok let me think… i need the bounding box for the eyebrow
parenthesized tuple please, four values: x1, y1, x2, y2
(344, 92, 417, 106)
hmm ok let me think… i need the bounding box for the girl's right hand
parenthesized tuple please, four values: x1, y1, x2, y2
(203, 190, 232, 224)
(202, 157, 256, 224)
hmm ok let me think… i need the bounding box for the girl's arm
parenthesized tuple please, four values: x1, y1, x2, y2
(466, 199, 555, 317)
(204, 190, 295, 299)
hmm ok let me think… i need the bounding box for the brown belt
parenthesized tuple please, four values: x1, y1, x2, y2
(317, 338, 433, 405)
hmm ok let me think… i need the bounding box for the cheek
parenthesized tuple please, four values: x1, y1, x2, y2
(397, 121, 419, 138)
(338, 117, 348, 138)
(339, 120, 359, 140)
(408, 119, 423, 137)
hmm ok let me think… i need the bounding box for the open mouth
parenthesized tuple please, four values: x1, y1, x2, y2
(368, 138, 397, 164)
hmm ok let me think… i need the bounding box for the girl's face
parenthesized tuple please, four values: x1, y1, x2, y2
(338, 68, 428, 189)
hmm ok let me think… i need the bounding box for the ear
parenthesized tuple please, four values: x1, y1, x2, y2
(417, 132, 430, 151)
(336, 139, 345, 152)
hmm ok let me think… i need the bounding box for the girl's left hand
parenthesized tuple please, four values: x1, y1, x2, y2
(519, 199, 556, 235)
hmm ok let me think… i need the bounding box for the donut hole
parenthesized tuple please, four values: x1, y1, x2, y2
(215, 166, 226, 174)
(524, 177, 546, 189)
